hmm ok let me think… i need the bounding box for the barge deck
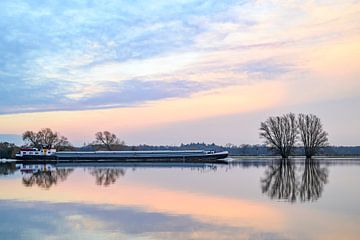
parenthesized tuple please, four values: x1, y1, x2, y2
(16, 150, 229, 164)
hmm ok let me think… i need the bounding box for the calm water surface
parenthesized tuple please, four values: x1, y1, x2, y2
(0, 159, 359, 240)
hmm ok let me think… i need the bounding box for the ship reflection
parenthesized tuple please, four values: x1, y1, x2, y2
(13, 163, 221, 189)
(88, 168, 126, 186)
(261, 159, 328, 202)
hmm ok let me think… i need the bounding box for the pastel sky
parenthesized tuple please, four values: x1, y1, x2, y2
(0, 0, 359, 146)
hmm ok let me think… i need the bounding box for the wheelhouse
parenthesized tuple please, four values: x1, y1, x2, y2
(16, 148, 57, 157)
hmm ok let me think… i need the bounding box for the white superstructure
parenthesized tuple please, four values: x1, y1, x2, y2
(16, 163, 55, 173)
(15, 148, 57, 158)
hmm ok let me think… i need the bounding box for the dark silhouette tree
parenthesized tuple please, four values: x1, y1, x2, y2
(22, 128, 72, 150)
(260, 113, 298, 158)
(89, 168, 125, 186)
(298, 114, 328, 158)
(94, 131, 125, 151)
(22, 131, 39, 147)
(261, 160, 298, 202)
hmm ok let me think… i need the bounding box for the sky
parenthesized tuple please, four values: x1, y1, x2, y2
(0, 0, 359, 146)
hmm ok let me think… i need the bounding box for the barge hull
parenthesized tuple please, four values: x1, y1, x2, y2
(16, 153, 228, 164)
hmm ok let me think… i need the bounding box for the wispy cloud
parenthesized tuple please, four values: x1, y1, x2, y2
(0, 0, 359, 114)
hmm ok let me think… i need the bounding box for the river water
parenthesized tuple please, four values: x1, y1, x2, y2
(0, 159, 359, 240)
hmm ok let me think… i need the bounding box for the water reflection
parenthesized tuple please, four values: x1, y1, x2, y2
(13, 163, 219, 189)
(1, 160, 330, 200)
(299, 160, 328, 202)
(261, 159, 328, 202)
(0, 160, 359, 240)
(20, 165, 73, 189)
(89, 168, 126, 186)
(0, 162, 17, 176)
(261, 160, 297, 202)
(0, 200, 287, 240)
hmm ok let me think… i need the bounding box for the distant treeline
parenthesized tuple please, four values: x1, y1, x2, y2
(0, 142, 19, 159)
(79, 143, 360, 156)
(1, 141, 360, 159)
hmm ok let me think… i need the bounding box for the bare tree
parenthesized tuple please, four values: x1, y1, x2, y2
(36, 128, 59, 148)
(298, 114, 328, 158)
(22, 131, 40, 148)
(94, 131, 124, 151)
(260, 113, 298, 158)
(22, 128, 72, 150)
(54, 136, 72, 151)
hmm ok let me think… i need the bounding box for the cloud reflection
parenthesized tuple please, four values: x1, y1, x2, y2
(0, 200, 287, 240)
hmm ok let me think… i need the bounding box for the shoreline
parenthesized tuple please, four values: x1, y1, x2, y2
(2, 155, 360, 165)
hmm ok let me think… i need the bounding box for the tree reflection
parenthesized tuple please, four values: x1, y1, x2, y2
(261, 159, 328, 202)
(299, 159, 328, 202)
(261, 160, 297, 202)
(0, 162, 17, 176)
(22, 168, 73, 189)
(89, 168, 126, 186)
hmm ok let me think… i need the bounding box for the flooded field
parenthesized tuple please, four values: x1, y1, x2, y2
(0, 159, 359, 240)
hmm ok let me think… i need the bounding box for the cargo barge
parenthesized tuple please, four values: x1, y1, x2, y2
(15, 148, 229, 163)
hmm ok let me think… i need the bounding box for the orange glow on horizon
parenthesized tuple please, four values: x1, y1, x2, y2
(0, 80, 286, 144)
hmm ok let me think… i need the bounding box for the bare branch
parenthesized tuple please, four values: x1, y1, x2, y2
(94, 131, 124, 151)
(22, 128, 72, 150)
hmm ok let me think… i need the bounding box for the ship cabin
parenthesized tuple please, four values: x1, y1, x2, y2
(16, 148, 57, 158)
